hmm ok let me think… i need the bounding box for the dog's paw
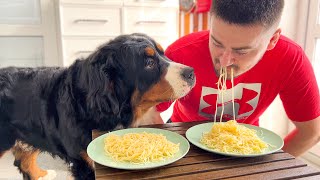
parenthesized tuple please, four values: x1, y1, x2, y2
(38, 170, 57, 180)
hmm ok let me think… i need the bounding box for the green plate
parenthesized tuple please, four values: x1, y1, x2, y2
(87, 128, 190, 170)
(186, 122, 284, 157)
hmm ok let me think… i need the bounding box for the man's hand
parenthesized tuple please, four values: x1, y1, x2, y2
(283, 116, 320, 156)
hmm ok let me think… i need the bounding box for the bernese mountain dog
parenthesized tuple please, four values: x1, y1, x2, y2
(0, 33, 195, 180)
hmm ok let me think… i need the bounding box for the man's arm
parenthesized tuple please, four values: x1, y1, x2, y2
(282, 116, 320, 157)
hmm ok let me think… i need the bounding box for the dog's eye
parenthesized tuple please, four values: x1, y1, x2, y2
(145, 58, 156, 69)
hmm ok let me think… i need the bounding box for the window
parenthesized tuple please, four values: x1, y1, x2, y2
(302, 0, 320, 166)
(305, 0, 320, 85)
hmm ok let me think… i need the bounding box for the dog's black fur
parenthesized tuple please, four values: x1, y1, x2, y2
(0, 33, 195, 179)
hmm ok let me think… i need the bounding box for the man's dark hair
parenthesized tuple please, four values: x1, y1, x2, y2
(210, 0, 284, 28)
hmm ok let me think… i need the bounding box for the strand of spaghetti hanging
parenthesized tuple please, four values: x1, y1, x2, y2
(214, 67, 236, 122)
(222, 67, 227, 122)
(231, 67, 236, 121)
(214, 68, 222, 123)
(214, 67, 228, 123)
(214, 68, 223, 123)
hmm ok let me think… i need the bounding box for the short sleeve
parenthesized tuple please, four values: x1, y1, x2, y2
(280, 50, 320, 121)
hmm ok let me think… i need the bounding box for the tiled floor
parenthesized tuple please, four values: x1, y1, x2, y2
(0, 152, 69, 180)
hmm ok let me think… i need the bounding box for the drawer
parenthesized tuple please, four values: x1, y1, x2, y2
(60, 0, 123, 6)
(62, 37, 114, 66)
(123, 7, 178, 38)
(124, 0, 178, 8)
(60, 5, 121, 36)
(0, 36, 43, 67)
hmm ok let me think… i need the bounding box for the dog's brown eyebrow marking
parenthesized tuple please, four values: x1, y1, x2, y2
(156, 43, 164, 52)
(145, 47, 155, 56)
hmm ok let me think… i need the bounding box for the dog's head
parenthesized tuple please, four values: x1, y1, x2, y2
(78, 33, 195, 129)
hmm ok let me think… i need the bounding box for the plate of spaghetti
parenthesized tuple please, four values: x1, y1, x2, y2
(87, 128, 190, 170)
(186, 120, 284, 157)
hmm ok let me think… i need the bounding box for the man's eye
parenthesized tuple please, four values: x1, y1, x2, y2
(145, 58, 156, 69)
(235, 51, 248, 56)
(213, 42, 223, 48)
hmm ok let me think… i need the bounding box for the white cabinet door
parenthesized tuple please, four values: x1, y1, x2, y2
(0, 0, 41, 25)
(0, 0, 59, 67)
(0, 37, 44, 67)
(0, 0, 44, 68)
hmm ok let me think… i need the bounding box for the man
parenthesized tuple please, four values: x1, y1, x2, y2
(145, 0, 320, 157)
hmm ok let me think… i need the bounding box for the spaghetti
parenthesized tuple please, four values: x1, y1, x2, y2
(214, 67, 233, 122)
(201, 67, 268, 154)
(104, 132, 180, 163)
(200, 120, 268, 154)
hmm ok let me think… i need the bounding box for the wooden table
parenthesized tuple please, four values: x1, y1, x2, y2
(92, 121, 320, 180)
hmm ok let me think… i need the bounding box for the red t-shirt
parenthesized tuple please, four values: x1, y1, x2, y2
(157, 31, 320, 126)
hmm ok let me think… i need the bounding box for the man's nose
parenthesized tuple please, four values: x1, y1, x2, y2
(220, 50, 234, 67)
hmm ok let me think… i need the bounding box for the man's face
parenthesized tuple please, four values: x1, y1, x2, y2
(209, 15, 278, 79)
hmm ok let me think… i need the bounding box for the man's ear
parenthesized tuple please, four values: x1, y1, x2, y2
(267, 28, 281, 51)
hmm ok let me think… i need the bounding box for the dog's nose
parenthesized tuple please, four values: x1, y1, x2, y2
(181, 67, 195, 86)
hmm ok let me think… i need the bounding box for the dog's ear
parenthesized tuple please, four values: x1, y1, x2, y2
(85, 48, 120, 115)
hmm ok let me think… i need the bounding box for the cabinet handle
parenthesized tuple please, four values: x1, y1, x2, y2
(73, 19, 109, 24)
(76, 51, 93, 55)
(136, 21, 166, 25)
